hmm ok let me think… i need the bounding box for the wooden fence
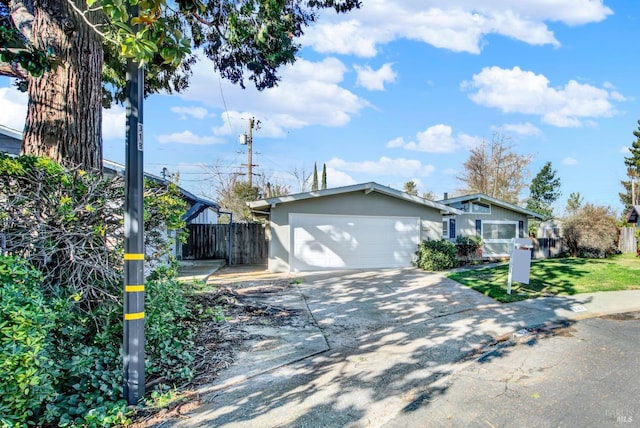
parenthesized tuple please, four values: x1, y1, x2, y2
(181, 223, 268, 265)
(619, 227, 638, 254)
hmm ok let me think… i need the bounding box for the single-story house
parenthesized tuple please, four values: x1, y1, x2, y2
(247, 182, 462, 273)
(626, 205, 640, 226)
(436, 193, 544, 258)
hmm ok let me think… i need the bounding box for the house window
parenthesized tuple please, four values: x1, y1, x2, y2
(475, 219, 482, 236)
(518, 220, 525, 238)
(461, 202, 491, 214)
(471, 202, 490, 214)
(442, 220, 448, 238)
(449, 218, 456, 239)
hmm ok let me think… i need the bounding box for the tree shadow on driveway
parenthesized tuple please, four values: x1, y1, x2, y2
(165, 267, 588, 428)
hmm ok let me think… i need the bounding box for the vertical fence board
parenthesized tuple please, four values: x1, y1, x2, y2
(619, 227, 637, 253)
(182, 223, 267, 264)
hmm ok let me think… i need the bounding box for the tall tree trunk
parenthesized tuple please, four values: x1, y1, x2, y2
(19, 0, 103, 171)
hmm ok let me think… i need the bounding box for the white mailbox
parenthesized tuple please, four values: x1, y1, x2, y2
(507, 238, 533, 295)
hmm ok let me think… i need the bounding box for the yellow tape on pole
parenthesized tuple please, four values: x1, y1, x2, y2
(125, 285, 145, 292)
(124, 312, 145, 321)
(124, 253, 145, 260)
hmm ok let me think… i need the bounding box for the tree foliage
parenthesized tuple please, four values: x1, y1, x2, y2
(565, 191, 584, 217)
(0, 154, 197, 426)
(403, 180, 418, 196)
(563, 203, 619, 258)
(526, 161, 561, 219)
(0, 0, 361, 169)
(321, 163, 327, 190)
(0, 153, 187, 302)
(458, 133, 532, 203)
(620, 119, 640, 210)
(311, 162, 318, 191)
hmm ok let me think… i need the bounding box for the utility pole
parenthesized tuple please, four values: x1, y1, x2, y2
(240, 117, 258, 187)
(248, 117, 254, 187)
(123, 1, 145, 405)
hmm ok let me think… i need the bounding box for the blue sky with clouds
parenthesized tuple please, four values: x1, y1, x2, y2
(1, 0, 638, 214)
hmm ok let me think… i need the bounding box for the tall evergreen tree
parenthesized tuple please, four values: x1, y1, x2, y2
(311, 163, 318, 191)
(526, 161, 561, 219)
(621, 119, 640, 209)
(321, 163, 327, 190)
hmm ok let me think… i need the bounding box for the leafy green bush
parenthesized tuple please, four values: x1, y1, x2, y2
(455, 235, 482, 264)
(0, 155, 198, 426)
(414, 239, 459, 271)
(0, 256, 57, 427)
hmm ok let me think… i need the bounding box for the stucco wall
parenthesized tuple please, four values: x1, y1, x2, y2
(267, 191, 443, 272)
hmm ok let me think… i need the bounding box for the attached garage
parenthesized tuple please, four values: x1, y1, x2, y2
(290, 214, 420, 271)
(248, 182, 462, 273)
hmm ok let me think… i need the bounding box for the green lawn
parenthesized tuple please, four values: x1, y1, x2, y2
(447, 253, 640, 303)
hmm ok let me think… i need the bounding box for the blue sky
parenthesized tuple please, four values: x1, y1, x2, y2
(1, 0, 638, 215)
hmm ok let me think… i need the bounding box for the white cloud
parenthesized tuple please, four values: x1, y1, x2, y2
(562, 157, 578, 165)
(386, 124, 481, 153)
(157, 130, 223, 145)
(0, 87, 27, 131)
(170, 106, 210, 120)
(326, 167, 358, 188)
(102, 106, 126, 141)
(463, 66, 623, 127)
(621, 146, 630, 154)
(354, 63, 397, 91)
(327, 156, 436, 178)
(302, 0, 612, 56)
(492, 122, 543, 136)
(181, 56, 369, 137)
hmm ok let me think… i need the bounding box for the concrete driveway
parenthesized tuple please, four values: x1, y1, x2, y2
(167, 266, 573, 427)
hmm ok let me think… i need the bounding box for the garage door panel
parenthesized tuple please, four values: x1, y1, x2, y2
(290, 214, 419, 271)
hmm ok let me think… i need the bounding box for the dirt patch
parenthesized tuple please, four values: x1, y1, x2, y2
(601, 311, 640, 321)
(129, 278, 311, 427)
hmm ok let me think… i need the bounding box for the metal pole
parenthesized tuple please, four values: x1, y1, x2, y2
(123, 30, 145, 403)
(248, 117, 254, 187)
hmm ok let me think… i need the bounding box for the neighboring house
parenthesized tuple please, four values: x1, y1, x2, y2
(0, 124, 21, 155)
(437, 193, 544, 259)
(626, 205, 640, 226)
(103, 160, 220, 225)
(536, 219, 564, 239)
(247, 182, 462, 273)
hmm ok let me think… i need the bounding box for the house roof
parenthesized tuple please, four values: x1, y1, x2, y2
(248, 182, 463, 215)
(0, 124, 22, 142)
(436, 193, 544, 219)
(104, 160, 220, 219)
(626, 205, 640, 223)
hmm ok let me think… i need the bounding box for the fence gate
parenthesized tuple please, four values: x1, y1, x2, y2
(619, 227, 637, 254)
(182, 223, 268, 265)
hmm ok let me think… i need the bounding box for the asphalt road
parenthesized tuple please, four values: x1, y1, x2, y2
(384, 313, 640, 428)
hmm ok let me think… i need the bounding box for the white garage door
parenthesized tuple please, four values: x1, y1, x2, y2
(290, 214, 420, 271)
